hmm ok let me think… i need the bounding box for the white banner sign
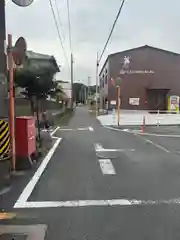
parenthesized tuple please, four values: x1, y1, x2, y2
(110, 100, 116, 105)
(129, 98, 140, 105)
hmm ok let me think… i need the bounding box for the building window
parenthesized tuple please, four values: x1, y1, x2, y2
(105, 75, 107, 84)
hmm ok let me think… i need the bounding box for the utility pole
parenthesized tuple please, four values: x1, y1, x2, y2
(70, 53, 74, 108)
(87, 76, 91, 104)
(84, 85, 87, 105)
(117, 85, 120, 125)
(0, 0, 8, 118)
(96, 53, 99, 117)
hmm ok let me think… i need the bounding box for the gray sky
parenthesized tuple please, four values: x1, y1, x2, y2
(6, 0, 180, 84)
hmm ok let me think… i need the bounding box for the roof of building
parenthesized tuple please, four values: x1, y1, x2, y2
(26, 51, 53, 60)
(109, 45, 180, 58)
(99, 45, 180, 76)
(26, 50, 60, 72)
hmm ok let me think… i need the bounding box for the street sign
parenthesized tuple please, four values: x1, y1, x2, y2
(12, 0, 34, 7)
(13, 37, 27, 66)
(129, 98, 140, 106)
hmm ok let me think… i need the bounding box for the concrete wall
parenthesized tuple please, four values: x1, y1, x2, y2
(5, 98, 64, 116)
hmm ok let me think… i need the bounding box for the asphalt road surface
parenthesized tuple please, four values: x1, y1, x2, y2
(2, 107, 180, 239)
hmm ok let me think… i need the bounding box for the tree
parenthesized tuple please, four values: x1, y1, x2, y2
(72, 83, 99, 103)
(73, 82, 86, 103)
(14, 68, 59, 114)
(49, 83, 66, 103)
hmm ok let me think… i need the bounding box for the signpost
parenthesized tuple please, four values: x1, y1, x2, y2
(117, 86, 120, 125)
(13, 37, 27, 66)
(110, 77, 122, 125)
(7, 35, 27, 171)
(7, 34, 16, 171)
(115, 77, 121, 126)
(12, 0, 34, 7)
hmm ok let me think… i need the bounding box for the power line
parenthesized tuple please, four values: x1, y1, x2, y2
(66, 0, 72, 53)
(54, 0, 66, 43)
(98, 0, 126, 63)
(48, 0, 70, 72)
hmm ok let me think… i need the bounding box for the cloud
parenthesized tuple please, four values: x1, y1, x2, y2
(6, 0, 180, 84)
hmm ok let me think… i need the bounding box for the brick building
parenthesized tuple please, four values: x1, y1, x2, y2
(99, 45, 180, 111)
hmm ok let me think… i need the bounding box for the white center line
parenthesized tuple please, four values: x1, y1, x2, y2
(77, 127, 89, 131)
(94, 143, 135, 152)
(96, 148, 135, 152)
(98, 159, 116, 175)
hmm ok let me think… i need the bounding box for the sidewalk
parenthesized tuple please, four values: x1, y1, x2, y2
(97, 110, 180, 126)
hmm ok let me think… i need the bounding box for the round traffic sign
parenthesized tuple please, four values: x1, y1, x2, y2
(12, 0, 34, 7)
(13, 37, 27, 66)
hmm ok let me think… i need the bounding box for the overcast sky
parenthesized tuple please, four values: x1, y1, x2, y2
(6, 0, 180, 84)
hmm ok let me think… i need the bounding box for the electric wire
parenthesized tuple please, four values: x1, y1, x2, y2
(48, 0, 70, 72)
(66, 0, 72, 53)
(98, 0, 126, 64)
(54, 0, 66, 43)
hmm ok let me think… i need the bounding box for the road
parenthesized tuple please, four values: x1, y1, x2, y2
(1, 107, 180, 239)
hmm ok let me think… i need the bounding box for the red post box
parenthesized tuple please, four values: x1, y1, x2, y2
(16, 116, 36, 158)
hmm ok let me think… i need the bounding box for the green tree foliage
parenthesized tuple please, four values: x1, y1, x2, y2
(72, 82, 99, 103)
(13, 68, 63, 114)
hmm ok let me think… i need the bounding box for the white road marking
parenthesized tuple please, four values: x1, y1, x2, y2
(58, 127, 91, 131)
(58, 128, 74, 131)
(133, 131, 180, 138)
(94, 143, 103, 151)
(94, 143, 135, 152)
(99, 159, 116, 175)
(123, 129, 129, 132)
(144, 139, 170, 153)
(89, 126, 94, 131)
(14, 136, 62, 207)
(50, 126, 60, 136)
(77, 127, 89, 130)
(96, 148, 135, 152)
(104, 125, 180, 138)
(14, 197, 180, 208)
(103, 125, 132, 133)
(15, 199, 131, 208)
